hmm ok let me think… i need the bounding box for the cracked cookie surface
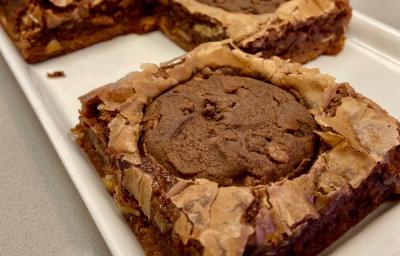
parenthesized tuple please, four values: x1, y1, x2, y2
(143, 75, 317, 185)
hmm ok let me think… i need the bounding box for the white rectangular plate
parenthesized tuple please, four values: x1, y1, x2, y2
(1, 11, 400, 256)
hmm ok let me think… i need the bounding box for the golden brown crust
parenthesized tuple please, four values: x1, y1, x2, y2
(165, 0, 336, 42)
(159, 0, 351, 63)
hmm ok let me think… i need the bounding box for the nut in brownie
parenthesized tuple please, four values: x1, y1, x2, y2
(74, 41, 400, 255)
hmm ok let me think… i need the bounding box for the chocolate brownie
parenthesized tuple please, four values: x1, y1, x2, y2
(0, 0, 157, 63)
(74, 41, 400, 256)
(159, 0, 352, 63)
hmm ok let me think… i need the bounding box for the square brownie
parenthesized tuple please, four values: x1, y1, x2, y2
(74, 41, 400, 256)
(0, 0, 157, 63)
(159, 0, 352, 63)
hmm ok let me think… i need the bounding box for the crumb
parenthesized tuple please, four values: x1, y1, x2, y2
(47, 71, 66, 78)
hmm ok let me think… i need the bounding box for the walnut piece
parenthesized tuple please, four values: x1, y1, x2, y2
(48, 0, 74, 7)
(45, 39, 63, 55)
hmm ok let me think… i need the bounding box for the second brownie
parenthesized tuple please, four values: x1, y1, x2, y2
(159, 0, 352, 63)
(0, 0, 158, 63)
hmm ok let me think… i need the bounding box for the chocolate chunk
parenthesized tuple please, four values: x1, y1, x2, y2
(47, 70, 66, 78)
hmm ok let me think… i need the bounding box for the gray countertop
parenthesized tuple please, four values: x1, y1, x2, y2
(0, 56, 110, 255)
(0, 1, 398, 255)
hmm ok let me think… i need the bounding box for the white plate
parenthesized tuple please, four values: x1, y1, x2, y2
(1, 11, 400, 256)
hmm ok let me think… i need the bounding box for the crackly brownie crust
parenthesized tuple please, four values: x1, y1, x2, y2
(75, 120, 400, 256)
(74, 41, 400, 256)
(0, 0, 157, 63)
(159, 0, 351, 63)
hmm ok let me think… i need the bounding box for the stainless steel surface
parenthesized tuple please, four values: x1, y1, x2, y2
(0, 1, 398, 255)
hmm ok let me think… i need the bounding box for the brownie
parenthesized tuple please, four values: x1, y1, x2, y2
(159, 0, 352, 63)
(73, 41, 400, 256)
(0, 0, 157, 63)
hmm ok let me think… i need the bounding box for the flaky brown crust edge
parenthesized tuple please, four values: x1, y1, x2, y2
(159, 0, 351, 63)
(75, 122, 400, 256)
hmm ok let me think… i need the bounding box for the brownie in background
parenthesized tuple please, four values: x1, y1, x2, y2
(0, 0, 157, 63)
(159, 0, 352, 63)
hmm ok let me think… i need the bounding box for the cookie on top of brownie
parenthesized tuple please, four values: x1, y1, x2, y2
(74, 40, 400, 256)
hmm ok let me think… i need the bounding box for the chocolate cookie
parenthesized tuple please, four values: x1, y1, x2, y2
(143, 75, 316, 185)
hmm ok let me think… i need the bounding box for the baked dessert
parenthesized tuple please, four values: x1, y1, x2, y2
(159, 0, 352, 63)
(73, 41, 400, 256)
(0, 0, 157, 63)
(0, 0, 352, 64)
